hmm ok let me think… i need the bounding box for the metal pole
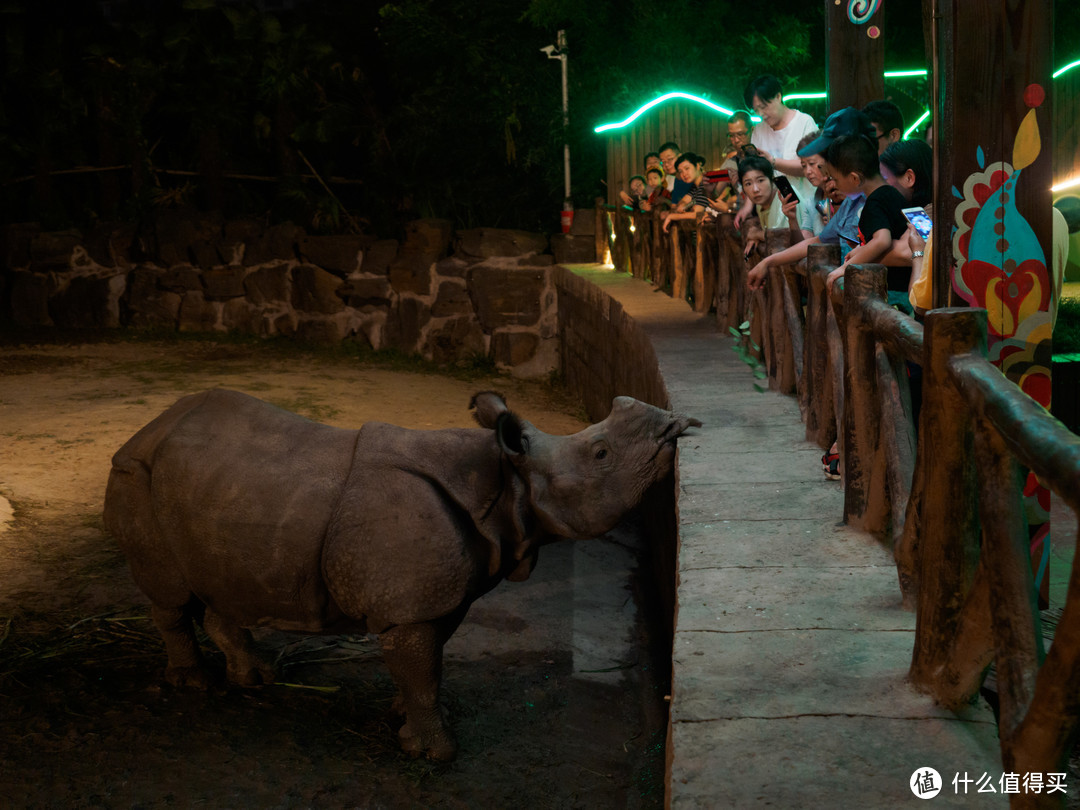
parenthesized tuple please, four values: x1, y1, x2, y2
(558, 30, 570, 203)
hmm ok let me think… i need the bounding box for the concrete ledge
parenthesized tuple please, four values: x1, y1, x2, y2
(553, 264, 1004, 808)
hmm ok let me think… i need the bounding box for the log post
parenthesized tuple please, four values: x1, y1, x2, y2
(652, 215, 667, 291)
(642, 210, 655, 284)
(628, 210, 645, 280)
(694, 215, 720, 315)
(765, 228, 795, 393)
(1011, 536, 1080, 796)
(693, 213, 708, 313)
(714, 217, 732, 329)
(974, 415, 1044, 765)
(594, 198, 606, 265)
(935, 1, 1055, 608)
(825, 0, 884, 110)
(876, 346, 916, 545)
(909, 308, 986, 694)
(826, 278, 846, 466)
(611, 210, 630, 275)
(783, 265, 807, 417)
(670, 224, 685, 301)
(805, 244, 841, 449)
(840, 263, 890, 533)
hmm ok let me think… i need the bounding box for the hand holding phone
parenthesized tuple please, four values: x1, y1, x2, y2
(902, 207, 933, 240)
(774, 175, 799, 204)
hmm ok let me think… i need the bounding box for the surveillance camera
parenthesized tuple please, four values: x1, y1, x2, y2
(540, 45, 556, 56)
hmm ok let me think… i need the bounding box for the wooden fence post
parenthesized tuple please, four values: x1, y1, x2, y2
(840, 263, 890, 532)
(877, 345, 916, 550)
(610, 210, 630, 275)
(652, 215, 668, 291)
(783, 263, 807, 417)
(594, 198, 607, 265)
(669, 224, 684, 301)
(973, 414, 1046, 781)
(693, 214, 718, 314)
(909, 308, 991, 702)
(805, 244, 840, 450)
(764, 228, 796, 393)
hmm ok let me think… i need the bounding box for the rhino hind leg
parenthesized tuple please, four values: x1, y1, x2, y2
(380, 621, 458, 762)
(203, 609, 276, 687)
(151, 604, 213, 690)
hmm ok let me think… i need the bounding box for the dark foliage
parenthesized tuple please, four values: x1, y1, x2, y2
(0, 1, 1073, 236)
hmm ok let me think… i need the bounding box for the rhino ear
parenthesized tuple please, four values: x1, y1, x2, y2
(495, 411, 529, 456)
(470, 391, 508, 428)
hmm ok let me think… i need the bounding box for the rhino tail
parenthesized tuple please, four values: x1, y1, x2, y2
(104, 391, 212, 543)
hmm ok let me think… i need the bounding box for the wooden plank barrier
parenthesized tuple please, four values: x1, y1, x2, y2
(590, 201, 1080, 798)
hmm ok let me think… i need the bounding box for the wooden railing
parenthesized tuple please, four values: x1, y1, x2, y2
(596, 199, 1080, 805)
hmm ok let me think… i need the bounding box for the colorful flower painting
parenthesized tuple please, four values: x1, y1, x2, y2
(950, 101, 1052, 540)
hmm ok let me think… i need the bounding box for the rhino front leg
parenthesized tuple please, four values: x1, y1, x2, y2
(203, 609, 276, 686)
(380, 621, 457, 762)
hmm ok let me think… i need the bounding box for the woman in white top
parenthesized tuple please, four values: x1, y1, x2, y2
(735, 74, 817, 226)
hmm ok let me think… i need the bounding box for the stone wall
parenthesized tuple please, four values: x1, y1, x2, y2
(552, 265, 677, 641)
(0, 211, 597, 378)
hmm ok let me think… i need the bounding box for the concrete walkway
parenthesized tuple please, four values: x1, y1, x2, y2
(565, 265, 1005, 808)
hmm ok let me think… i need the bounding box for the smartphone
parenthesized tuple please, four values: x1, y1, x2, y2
(903, 207, 933, 240)
(774, 175, 799, 204)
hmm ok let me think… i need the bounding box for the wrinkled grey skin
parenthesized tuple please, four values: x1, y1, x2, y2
(103, 389, 700, 761)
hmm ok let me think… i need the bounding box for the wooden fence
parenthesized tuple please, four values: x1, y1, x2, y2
(596, 200, 1080, 808)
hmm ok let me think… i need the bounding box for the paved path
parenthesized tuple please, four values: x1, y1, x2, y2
(565, 265, 1005, 808)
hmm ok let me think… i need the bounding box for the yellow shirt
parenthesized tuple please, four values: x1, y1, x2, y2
(908, 207, 1067, 327)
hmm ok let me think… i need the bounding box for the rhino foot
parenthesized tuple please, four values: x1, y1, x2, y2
(399, 721, 457, 762)
(227, 662, 276, 687)
(165, 665, 214, 690)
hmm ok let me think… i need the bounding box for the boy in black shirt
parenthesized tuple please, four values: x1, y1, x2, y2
(823, 133, 911, 295)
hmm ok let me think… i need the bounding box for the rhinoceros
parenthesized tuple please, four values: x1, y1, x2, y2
(103, 388, 699, 761)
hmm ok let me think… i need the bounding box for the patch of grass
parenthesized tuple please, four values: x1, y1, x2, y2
(1055, 297, 1080, 355)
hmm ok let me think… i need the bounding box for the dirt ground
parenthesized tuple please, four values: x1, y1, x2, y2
(0, 336, 668, 809)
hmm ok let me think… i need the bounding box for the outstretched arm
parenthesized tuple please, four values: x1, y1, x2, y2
(747, 236, 820, 291)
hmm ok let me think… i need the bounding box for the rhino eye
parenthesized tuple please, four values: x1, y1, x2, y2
(595, 448, 607, 460)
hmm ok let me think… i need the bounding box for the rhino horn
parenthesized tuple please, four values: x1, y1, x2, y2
(609, 396, 702, 442)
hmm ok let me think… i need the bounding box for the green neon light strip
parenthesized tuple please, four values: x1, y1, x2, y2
(596, 59, 1080, 134)
(1054, 58, 1080, 79)
(903, 109, 931, 139)
(594, 92, 736, 133)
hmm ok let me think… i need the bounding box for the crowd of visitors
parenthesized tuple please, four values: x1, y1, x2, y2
(617, 73, 1069, 484)
(619, 77, 924, 303)
(618, 75, 934, 480)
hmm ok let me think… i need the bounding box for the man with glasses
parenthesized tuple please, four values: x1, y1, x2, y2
(726, 110, 753, 156)
(716, 111, 754, 208)
(862, 99, 905, 156)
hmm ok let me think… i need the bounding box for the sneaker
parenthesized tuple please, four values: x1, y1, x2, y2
(822, 450, 840, 480)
